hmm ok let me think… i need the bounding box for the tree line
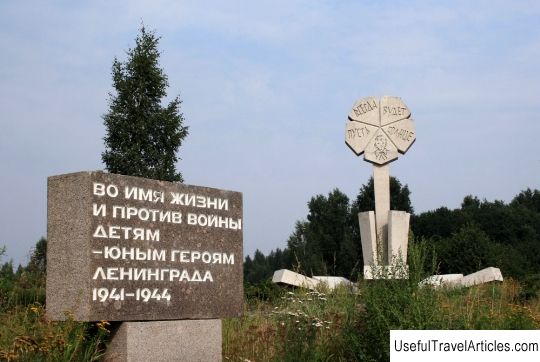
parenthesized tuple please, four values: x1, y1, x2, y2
(244, 179, 540, 284)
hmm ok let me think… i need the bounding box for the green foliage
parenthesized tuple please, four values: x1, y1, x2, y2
(511, 188, 540, 213)
(244, 280, 284, 304)
(436, 224, 495, 275)
(353, 176, 414, 214)
(305, 189, 353, 276)
(224, 286, 363, 361)
(1, 241, 46, 313)
(287, 189, 360, 278)
(413, 191, 540, 279)
(0, 304, 108, 361)
(226, 270, 540, 362)
(244, 248, 290, 284)
(102, 25, 188, 182)
(27, 237, 46, 275)
(1, 240, 109, 361)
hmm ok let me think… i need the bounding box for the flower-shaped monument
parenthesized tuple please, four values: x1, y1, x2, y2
(345, 96, 415, 279)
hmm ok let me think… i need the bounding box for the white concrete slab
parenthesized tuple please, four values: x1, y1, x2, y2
(272, 269, 319, 290)
(419, 274, 464, 288)
(388, 211, 410, 264)
(459, 267, 503, 287)
(359, 211, 377, 266)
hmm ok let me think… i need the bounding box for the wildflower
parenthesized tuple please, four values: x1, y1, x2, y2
(30, 306, 39, 314)
(96, 320, 111, 333)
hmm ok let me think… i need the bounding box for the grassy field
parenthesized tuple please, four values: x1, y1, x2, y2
(222, 279, 540, 362)
(2, 242, 539, 361)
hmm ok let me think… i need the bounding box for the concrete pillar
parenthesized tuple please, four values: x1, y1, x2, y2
(358, 211, 377, 266)
(388, 211, 410, 265)
(373, 164, 390, 263)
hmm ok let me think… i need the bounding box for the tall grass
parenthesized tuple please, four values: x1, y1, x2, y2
(224, 239, 540, 361)
(0, 304, 108, 361)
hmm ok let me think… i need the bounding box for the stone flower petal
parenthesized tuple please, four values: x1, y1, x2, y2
(348, 97, 380, 126)
(363, 129, 398, 165)
(345, 121, 378, 156)
(380, 96, 410, 126)
(382, 118, 416, 153)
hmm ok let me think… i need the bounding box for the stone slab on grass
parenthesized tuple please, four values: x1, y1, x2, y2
(419, 274, 464, 288)
(419, 267, 503, 289)
(272, 269, 319, 290)
(459, 267, 503, 287)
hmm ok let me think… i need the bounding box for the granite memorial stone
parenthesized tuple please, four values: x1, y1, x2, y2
(47, 171, 243, 321)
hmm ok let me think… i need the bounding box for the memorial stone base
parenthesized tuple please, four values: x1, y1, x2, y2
(104, 319, 222, 362)
(359, 210, 410, 280)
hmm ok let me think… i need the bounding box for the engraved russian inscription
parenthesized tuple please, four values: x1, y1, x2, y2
(345, 96, 415, 164)
(380, 96, 410, 126)
(352, 99, 377, 117)
(345, 121, 378, 155)
(382, 117, 416, 153)
(47, 171, 244, 321)
(348, 96, 380, 126)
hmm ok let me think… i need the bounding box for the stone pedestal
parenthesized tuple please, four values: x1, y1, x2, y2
(359, 210, 410, 279)
(344, 95, 416, 281)
(104, 320, 222, 362)
(358, 211, 377, 267)
(388, 211, 410, 264)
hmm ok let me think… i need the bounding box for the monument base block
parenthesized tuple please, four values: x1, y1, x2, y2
(104, 319, 222, 362)
(363, 265, 409, 280)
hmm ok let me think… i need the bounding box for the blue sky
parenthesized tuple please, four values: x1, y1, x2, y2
(1, 0, 539, 266)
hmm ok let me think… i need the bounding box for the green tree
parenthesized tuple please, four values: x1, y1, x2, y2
(436, 223, 497, 275)
(353, 176, 414, 214)
(27, 237, 47, 274)
(244, 250, 272, 284)
(102, 26, 188, 182)
(287, 189, 358, 277)
(511, 188, 540, 213)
